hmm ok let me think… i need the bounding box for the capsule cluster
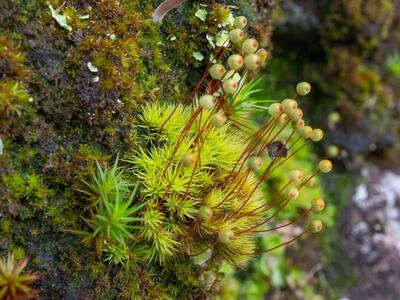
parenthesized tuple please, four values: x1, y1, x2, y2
(133, 15, 332, 266)
(199, 16, 268, 128)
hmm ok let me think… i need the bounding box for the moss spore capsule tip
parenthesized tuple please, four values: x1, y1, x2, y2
(198, 206, 213, 222)
(312, 198, 325, 212)
(247, 156, 263, 172)
(182, 153, 197, 167)
(256, 48, 268, 62)
(199, 94, 215, 110)
(268, 103, 283, 118)
(244, 54, 261, 70)
(218, 228, 235, 244)
(319, 159, 333, 173)
(289, 170, 303, 183)
(242, 38, 259, 54)
(311, 220, 323, 233)
(229, 28, 245, 43)
(227, 54, 244, 70)
(281, 98, 298, 114)
(296, 82, 311, 96)
(233, 16, 247, 29)
(210, 111, 227, 128)
(287, 187, 299, 200)
(209, 63, 226, 80)
(311, 128, 324, 142)
(222, 78, 238, 95)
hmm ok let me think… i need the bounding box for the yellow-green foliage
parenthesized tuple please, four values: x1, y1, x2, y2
(0, 35, 30, 137)
(126, 103, 265, 267)
(0, 253, 39, 299)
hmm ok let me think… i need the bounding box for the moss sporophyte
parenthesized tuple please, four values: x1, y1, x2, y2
(73, 15, 332, 267)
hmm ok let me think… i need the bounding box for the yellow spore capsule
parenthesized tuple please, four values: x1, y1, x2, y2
(296, 82, 311, 96)
(209, 64, 226, 80)
(233, 16, 247, 29)
(210, 111, 227, 128)
(182, 153, 197, 167)
(219, 228, 234, 244)
(312, 198, 325, 212)
(244, 54, 261, 70)
(227, 54, 244, 70)
(242, 38, 259, 54)
(229, 28, 245, 43)
(319, 159, 333, 173)
(311, 129, 324, 142)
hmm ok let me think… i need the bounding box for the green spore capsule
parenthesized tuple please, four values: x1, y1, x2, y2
(182, 153, 197, 167)
(209, 64, 226, 80)
(292, 119, 305, 130)
(222, 78, 238, 95)
(227, 54, 244, 70)
(198, 206, 213, 222)
(244, 54, 261, 70)
(199, 94, 215, 110)
(310, 220, 323, 233)
(319, 159, 333, 173)
(268, 103, 283, 118)
(287, 187, 299, 200)
(277, 113, 290, 125)
(247, 156, 263, 172)
(311, 129, 324, 142)
(281, 99, 298, 114)
(242, 38, 258, 54)
(218, 228, 234, 244)
(328, 112, 341, 124)
(288, 110, 301, 122)
(233, 16, 247, 29)
(210, 111, 227, 128)
(312, 198, 325, 212)
(299, 125, 313, 139)
(296, 82, 311, 96)
(327, 145, 339, 157)
(229, 28, 245, 43)
(289, 170, 303, 183)
(305, 176, 316, 187)
(256, 48, 268, 62)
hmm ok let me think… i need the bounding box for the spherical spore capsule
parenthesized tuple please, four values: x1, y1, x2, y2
(281, 99, 298, 114)
(328, 112, 341, 124)
(229, 28, 245, 44)
(310, 220, 323, 233)
(210, 111, 227, 128)
(182, 153, 196, 167)
(312, 198, 325, 212)
(242, 38, 259, 54)
(199, 94, 215, 110)
(244, 54, 261, 70)
(299, 125, 313, 139)
(268, 103, 283, 118)
(277, 113, 290, 125)
(256, 48, 268, 63)
(296, 82, 311, 96)
(289, 170, 303, 183)
(305, 176, 316, 187)
(311, 129, 324, 142)
(209, 64, 226, 80)
(319, 159, 333, 173)
(222, 78, 238, 95)
(247, 156, 263, 172)
(327, 145, 339, 157)
(233, 16, 247, 29)
(287, 187, 299, 200)
(227, 54, 244, 70)
(219, 228, 234, 244)
(198, 206, 213, 222)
